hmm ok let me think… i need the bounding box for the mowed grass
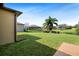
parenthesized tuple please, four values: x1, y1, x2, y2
(0, 29, 79, 56)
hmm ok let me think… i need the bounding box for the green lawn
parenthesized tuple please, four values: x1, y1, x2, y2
(0, 29, 79, 56)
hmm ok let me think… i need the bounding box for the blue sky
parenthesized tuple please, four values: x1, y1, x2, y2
(5, 3, 79, 26)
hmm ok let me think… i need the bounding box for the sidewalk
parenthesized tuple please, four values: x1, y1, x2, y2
(54, 42, 79, 56)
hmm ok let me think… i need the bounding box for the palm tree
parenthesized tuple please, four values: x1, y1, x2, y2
(43, 16, 58, 32)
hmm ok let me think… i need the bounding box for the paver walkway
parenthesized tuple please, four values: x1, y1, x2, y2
(54, 42, 79, 56)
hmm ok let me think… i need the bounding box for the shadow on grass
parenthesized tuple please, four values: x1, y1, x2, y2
(63, 32, 79, 35)
(0, 34, 56, 56)
(16, 34, 41, 41)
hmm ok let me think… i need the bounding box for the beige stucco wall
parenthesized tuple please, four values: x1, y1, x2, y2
(16, 24, 24, 32)
(0, 9, 15, 45)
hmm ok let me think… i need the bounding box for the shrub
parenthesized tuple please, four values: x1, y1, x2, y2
(29, 26, 42, 32)
(76, 27, 79, 35)
(58, 24, 67, 30)
(66, 26, 72, 29)
(24, 29, 28, 32)
(43, 31, 49, 33)
(52, 30, 60, 34)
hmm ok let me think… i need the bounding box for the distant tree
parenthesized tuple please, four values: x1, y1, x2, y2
(43, 16, 58, 32)
(74, 21, 79, 28)
(58, 24, 67, 30)
(74, 24, 79, 28)
(66, 26, 73, 29)
(29, 25, 42, 31)
(76, 21, 79, 34)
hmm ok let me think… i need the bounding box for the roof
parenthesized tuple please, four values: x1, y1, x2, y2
(17, 22, 24, 25)
(0, 6, 22, 16)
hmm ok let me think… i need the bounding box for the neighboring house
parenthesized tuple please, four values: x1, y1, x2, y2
(16, 22, 24, 32)
(0, 3, 22, 45)
(24, 22, 29, 31)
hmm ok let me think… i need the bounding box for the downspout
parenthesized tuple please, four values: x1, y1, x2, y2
(14, 13, 16, 42)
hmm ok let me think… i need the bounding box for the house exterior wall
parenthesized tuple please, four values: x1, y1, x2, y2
(0, 9, 15, 45)
(16, 24, 24, 32)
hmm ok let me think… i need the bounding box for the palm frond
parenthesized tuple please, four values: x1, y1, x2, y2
(54, 23, 58, 26)
(53, 18, 58, 22)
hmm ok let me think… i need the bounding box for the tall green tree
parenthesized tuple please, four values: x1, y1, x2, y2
(43, 16, 58, 32)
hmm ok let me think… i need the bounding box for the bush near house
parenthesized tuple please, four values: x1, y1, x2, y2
(24, 28, 29, 32)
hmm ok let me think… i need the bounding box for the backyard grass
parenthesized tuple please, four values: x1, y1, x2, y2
(0, 29, 79, 56)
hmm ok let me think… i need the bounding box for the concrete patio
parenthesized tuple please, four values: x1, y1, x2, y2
(54, 42, 79, 56)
